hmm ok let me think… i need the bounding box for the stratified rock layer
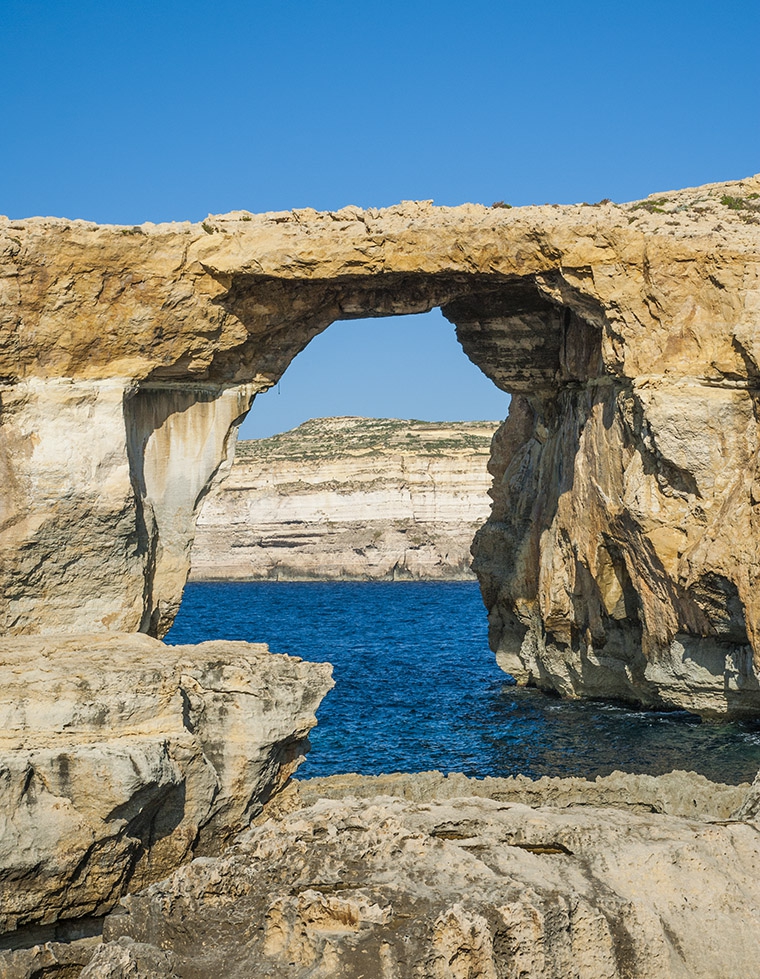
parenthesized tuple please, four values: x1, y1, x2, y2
(191, 417, 498, 581)
(3, 176, 760, 713)
(0, 634, 332, 937)
(72, 771, 760, 979)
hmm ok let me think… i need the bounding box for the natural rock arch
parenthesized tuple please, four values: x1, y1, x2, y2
(2, 175, 760, 716)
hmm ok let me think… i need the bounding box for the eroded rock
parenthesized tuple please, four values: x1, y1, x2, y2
(3, 177, 760, 712)
(0, 634, 332, 936)
(79, 939, 180, 979)
(0, 937, 99, 979)
(281, 768, 751, 820)
(81, 772, 760, 979)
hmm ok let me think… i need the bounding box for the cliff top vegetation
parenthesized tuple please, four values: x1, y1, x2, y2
(235, 417, 500, 463)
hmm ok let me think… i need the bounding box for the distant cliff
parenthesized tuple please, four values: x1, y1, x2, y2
(190, 417, 498, 581)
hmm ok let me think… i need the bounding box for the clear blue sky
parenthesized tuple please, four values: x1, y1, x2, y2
(3, 0, 758, 436)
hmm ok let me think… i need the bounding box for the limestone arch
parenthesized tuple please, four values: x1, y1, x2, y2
(125, 270, 605, 636)
(4, 184, 760, 715)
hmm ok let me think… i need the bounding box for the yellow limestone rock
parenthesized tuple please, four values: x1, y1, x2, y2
(74, 773, 760, 979)
(2, 176, 760, 714)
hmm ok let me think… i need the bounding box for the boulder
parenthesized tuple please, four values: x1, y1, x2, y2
(0, 634, 332, 936)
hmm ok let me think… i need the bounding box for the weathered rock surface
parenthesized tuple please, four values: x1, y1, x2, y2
(282, 768, 751, 819)
(0, 634, 332, 937)
(80, 939, 179, 979)
(0, 936, 100, 979)
(68, 771, 760, 979)
(3, 176, 760, 713)
(191, 417, 498, 581)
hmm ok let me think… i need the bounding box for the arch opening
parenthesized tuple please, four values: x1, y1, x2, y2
(129, 271, 617, 689)
(190, 306, 510, 583)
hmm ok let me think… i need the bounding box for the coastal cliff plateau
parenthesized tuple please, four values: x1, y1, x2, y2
(190, 417, 498, 581)
(11, 770, 760, 979)
(3, 175, 760, 715)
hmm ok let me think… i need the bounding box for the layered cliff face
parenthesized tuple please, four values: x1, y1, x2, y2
(190, 417, 498, 581)
(3, 175, 760, 714)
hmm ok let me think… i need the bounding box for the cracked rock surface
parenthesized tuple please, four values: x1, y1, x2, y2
(74, 771, 760, 979)
(0, 634, 332, 937)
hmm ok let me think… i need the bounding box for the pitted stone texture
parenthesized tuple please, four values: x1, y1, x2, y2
(281, 769, 750, 820)
(3, 177, 760, 712)
(0, 938, 99, 979)
(79, 939, 180, 979)
(93, 777, 760, 979)
(0, 634, 332, 936)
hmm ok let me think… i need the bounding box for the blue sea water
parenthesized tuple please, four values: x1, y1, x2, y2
(166, 580, 760, 785)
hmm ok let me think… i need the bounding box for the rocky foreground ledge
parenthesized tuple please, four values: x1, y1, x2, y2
(0, 635, 332, 947)
(6, 769, 760, 979)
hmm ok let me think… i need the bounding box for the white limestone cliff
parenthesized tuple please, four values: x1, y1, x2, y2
(190, 417, 498, 581)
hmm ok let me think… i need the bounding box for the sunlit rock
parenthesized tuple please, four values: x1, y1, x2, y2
(0, 634, 332, 936)
(72, 772, 760, 979)
(2, 176, 760, 713)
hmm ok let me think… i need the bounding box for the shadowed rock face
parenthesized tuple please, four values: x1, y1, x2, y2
(2, 176, 760, 714)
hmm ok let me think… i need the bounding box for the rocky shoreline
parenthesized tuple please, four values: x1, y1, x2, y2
(0, 634, 332, 966)
(4, 770, 760, 978)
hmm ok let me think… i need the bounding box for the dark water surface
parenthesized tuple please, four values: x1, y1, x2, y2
(166, 581, 760, 784)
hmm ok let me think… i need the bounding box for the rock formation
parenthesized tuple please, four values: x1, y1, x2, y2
(0, 633, 332, 939)
(3, 175, 760, 714)
(24, 770, 760, 979)
(190, 417, 498, 581)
